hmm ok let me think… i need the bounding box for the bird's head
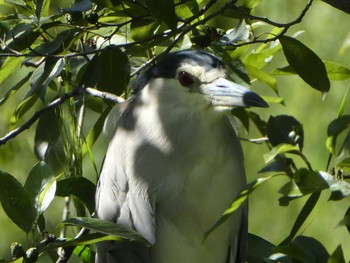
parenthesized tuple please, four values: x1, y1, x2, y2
(132, 50, 268, 110)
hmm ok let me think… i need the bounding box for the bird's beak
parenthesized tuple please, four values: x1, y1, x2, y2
(201, 77, 269, 108)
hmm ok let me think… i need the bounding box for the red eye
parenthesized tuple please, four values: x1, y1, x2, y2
(178, 71, 194, 87)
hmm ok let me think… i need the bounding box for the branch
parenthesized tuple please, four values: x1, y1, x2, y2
(0, 87, 122, 146)
(228, 0, 314, 47)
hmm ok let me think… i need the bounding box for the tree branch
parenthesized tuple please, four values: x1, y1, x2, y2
(0, 87, 122, 146)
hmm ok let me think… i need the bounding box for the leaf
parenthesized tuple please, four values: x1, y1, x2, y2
(24, 162, 56, 214)
(264, 144, 300, 164)
(130, 18, 158, 41)
(28, 57, 65, 100)
(61, 217, 149, 244)
(281, 192, 320, 244)
(266, 115, 304, 150)
(73, 246, 94, 263)
(280, 36, 330, 93)
(0, 56, 24, 86)
(220, 20, 250, 45)
(318, 171, 350, 200)
(5, 23, 40, 51)
(10, 94, 38, 125)
(80, 47, 130, 95)
(322, 0, 350, 14)
(245, 64, 278, 95)
(294, 168, 329, 195)
(326, 115, 350, 154)
(274, 61, 350, 81)
(145, 0, 177, 30)
(327, 245, 345, 263)
(204, 175, 277, 241)
(82, 106, 111, 157)
(34, 109, 61, 160)
(247, 234, 275, 262)
(36, 0, 50, 19)
(337, 207, 350, 234)
(0, 170, 36, 232)
(55, 177, 96, 213)
(0, 72, 31, 107)
(277, 236, 329, 263)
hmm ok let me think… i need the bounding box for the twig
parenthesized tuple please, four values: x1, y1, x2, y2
(228, 0, 314, 47)
(0, 87, 123, 146)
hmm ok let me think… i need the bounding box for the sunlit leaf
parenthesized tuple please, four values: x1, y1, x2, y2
(73, 245, 94, 263)
(264, 144, 300, 164)
(220, 20, 250, 45)
(280, 36, 330, 93)
(319, 171, 350, 200)
(245, 64, 278, 94)
(24, 162, 56, 214)
(130, 19, 158, 41)
(0, 57, 24, 86)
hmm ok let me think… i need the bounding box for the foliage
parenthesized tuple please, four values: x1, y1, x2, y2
(0, 0, 350, 262)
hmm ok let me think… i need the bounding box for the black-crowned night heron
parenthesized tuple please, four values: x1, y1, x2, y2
(95, 50, 268, 263)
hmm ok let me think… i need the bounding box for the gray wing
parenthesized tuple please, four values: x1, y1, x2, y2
(225, 116, 248, 263)
(95, 102, 155, 263)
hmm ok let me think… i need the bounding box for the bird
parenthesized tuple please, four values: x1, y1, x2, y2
(94, 50, 268, 263)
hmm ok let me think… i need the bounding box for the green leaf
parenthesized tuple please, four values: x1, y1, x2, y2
(80, 47, 130, 95)
(327, 245, 345, 263)
(56, 177, 96, 213)
(204, 175, 277, 241)
(337, 207, 350, 234)
(294, 168, 329, 195)
(73, 245, 94, 263)
(0, 56, 24, 86)
(266, 115, 304, 150)
(130, 18, 158, 41)
(28, 57, 65, 100)
(0, 72, 31, 107)
(35, 0, 50, 19)
(277, 236, 329, 263)
(0, 171, 36, 232)
(274, 61, 350, 81)
(145, 0, 177, 30)
(280, 36, 330, 93)
(247, 234, 275, 262)
(24, 161, 56, 214)
(245, 64, 278, 95)
(281, 192, 320, 244)
(326, 115, 350, 154)
(10, 94, 38, 125)
(34, 109, 61, 160)
(82, 106, 111, 157)
(61, 217, 149, 244)
(264, 144, 300, 164)
(34, 29, 80, 55)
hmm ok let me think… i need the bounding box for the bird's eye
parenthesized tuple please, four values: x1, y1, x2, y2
(178, 71, 194, 87)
